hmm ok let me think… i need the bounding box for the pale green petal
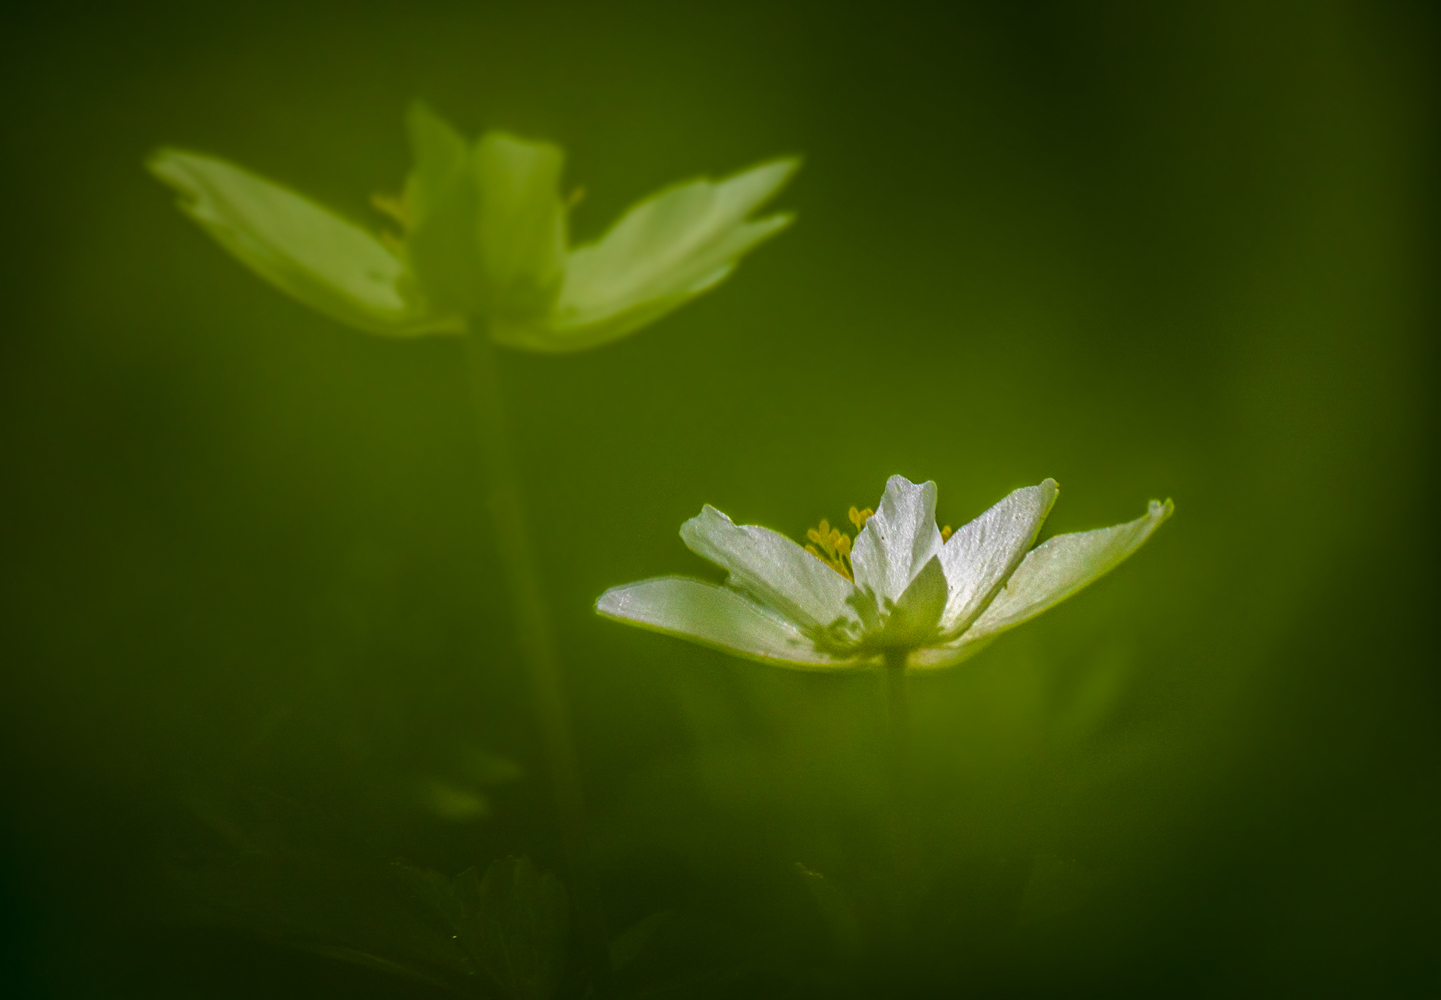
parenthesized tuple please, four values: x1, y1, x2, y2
(148, 149, 455, 336)
(679, 505, 862, 641)
(553, 158, 798, 332)
(595, 577, 852, 669)
(402, 102, 483, 315)
(874, 555, 948, 650)
(937, 480, 1059, 637)
(850, 476, 944, 607)
(474, 131, 567, 318)
(908, 635, 997, 671)
(965, 498, 1175, 642)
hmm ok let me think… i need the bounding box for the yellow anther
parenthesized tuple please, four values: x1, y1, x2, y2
(371, 192, 410, 229)
(941, 525, 953, 542)
(802, 506, 874, 582)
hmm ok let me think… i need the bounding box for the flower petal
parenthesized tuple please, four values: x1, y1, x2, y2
(874, 555, 948, 650)
(850, 476, 944, 608)
(473, 131, 568, 317)
(402, 101, 484, 315)
(679, 505, 861, 639)
(148, 149, 455, 336)
(937, 480, 1059, 636)
(965, 498, 1175, 642)
(595, 577, 851, 669)
(553, 158, 798, 334)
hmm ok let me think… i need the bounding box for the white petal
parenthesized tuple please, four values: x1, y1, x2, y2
(679, 505, 861, 639)
(908, 636, 997, 670)
(554, 158, 798, 330)
(595, 577, 851, 669)
(850, 476, 944, 607)
(148, 149, 454, 336)
(937, 480, 1059, 636)
(965, 498, 1175, 642)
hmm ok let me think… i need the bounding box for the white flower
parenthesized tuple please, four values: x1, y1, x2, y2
(596, 476, 1172, 669)
(148, 103, 797, 352)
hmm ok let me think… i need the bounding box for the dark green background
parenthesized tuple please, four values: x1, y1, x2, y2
(1, 1, 1437, 995)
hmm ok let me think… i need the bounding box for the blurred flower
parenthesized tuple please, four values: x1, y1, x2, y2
(148, 102, 798, 351)
(596, 476, 1172, 669)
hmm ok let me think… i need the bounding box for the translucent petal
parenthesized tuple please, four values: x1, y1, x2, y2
(554, 158, 798, 330)
(937, 480, 1059, 636)
(850, 476, 944, 608)
(489, 264, 730, 352)
(595, 577, 852, 669)
(473, 131, 567, 318)
(679, 505, 861, 638)
(148, 149, 455, 336)
(965, 498, 1175, 642)
(402, 102, 483, 315)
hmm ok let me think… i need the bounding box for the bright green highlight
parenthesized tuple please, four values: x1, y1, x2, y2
(596, 475, 1173, 670)
(147, 102, 798, 351)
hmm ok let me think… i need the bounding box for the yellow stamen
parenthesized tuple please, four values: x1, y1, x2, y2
(941, 525, 953, 542)
(804, 507, 874, 581)
(371, 192, 410, 230)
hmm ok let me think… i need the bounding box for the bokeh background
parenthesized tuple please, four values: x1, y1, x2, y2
(1, 1, 1437, 996)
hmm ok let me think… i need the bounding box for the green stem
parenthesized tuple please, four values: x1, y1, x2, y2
(880, 649, 913, 936)
(462, 329, 592, 893)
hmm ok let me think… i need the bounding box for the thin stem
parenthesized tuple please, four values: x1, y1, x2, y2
(461, 329, 597, 932)
(880, 649, 913, 936)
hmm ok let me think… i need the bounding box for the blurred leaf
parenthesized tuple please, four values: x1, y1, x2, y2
(417, 777, 493, 822)
(465, 857, 570, 1000)
(400, 857, 570, 1000)
(290, 941, 470, 994)
(608, 909, 672, 972)
(795, 863, 862, 955)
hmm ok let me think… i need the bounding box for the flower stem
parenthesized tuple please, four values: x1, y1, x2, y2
(461, 329, 596, 929)
(880, 649, 914, 934)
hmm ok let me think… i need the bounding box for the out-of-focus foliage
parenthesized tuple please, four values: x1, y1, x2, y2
(0, 1, 1437, 998)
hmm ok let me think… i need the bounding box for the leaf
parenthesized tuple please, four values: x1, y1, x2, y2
(149, 149, 455, 336)
(416, 777, 492, 822)
(795, 863, 862, 955)
(460, 857, 570, 1000)
(608, 910, 672, 972)
(289, 942, 470, 994)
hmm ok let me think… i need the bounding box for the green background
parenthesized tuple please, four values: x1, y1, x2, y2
(1, 1, 1436, 995)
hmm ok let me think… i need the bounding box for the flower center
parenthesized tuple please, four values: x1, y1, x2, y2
(804, 506, 873, 581)
(803, 506, 955, 582)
